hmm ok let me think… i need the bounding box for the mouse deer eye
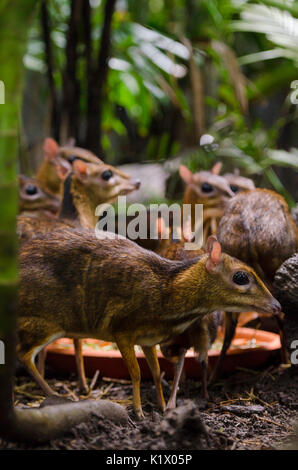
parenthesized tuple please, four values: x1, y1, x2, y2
(230, 184, 239, 193)
(25, 184, 38, 195)
(101, 169, 113, 181)
(201, 182, 213, 193)
(233, 271, 249, 286)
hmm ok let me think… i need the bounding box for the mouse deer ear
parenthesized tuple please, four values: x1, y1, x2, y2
(156, 216, 166, 238)
(73, 159, 88, 181)
(155, 216, 171, 239)
(179, 165, 194, 185)
(183, 215, 193, 242)
(211, 162, 222, 175)
(206, 235, 222, 273)
(43, 138, 59, 159)
(55, 162, 70, 181)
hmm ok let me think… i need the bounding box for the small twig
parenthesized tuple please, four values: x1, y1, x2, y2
(128, 416, 137, 428)
(98, 383, 113, 398)
(255, 415, 288, 429)
(102, 377, 131, 385)
(90, 370, 100, 392)
(14, 387, 44, 400)
(236, 366, 259, 375)
(246, 391, 274, 409)
(14, 381, 36, 391)
(60, 384, 78, 401)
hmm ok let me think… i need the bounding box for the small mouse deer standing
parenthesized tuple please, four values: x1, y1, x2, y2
(18, 229, 280, 417)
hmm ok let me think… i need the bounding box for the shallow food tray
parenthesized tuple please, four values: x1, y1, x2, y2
(45, 327, 281, 380)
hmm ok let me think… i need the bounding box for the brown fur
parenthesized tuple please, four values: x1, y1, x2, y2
(18, 161, 140, 241)
(19, 176, 60, 217)
(157, 238, 221, 404)
(217, 189, 298, 284)
(180, 165, 234, 241)
(223, 172, 255, 193)
(211, 188, 298, 381)
(18, 228, 279, 416)
(19, 157, 140, 391)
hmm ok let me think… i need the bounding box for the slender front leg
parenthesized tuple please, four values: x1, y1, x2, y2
(275, 314, 289, 364)
(142, 346, 165, 412)
(116, 337, 143, 418)
(73, 339, 89, 392)
(166, 348, 186, 410)
(21, 351, 57, 397)
(37, 348, 47, 378)
(17, 318, 62, 396)
(209, 311, 238, 384)
(200, 355, 209, 399)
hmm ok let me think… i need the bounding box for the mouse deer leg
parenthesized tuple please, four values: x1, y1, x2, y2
(73, 338, 89, 392)
(37, 348, 47, 377)
(116, 336, 143, 419)
(142, 346, 165, 412)
(199, 353, 209, 399)
(210, 311, 238, 384)
(17, 317, 63, 396)
(166, 348, 187, 410)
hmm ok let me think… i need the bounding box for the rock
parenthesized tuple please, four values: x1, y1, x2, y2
(291, 205, 298, 227)
(220, 405, 264, 417)
(39, 396, 73, 407)
(273, 255, 298, 362)
(160, 401, 208, 438)
(274, 254, 298, 314)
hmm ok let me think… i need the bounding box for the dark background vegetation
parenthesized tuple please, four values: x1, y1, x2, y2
(20, 0, 298, 203)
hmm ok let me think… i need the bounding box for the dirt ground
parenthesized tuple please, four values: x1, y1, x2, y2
(0, 360, 297, 451)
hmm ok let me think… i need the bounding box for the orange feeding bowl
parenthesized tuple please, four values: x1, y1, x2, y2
(45, 327, 281, 380)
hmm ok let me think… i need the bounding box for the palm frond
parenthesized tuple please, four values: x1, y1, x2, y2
(233, 4, 298, 64)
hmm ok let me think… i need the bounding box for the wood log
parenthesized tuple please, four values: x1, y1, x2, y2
(4, 399, 128, 444)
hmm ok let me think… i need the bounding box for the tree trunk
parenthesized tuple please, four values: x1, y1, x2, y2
(0, 0, 127, 443)
(61, 0, 83, 143)
(40, 0, 60, 141)
(85, 0, 117, 156)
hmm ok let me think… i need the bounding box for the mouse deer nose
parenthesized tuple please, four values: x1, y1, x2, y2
(270, 298, 281, 315)
(134, 179, 141, 189)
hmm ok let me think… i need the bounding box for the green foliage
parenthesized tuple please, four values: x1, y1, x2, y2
(22, 0, 298, 202)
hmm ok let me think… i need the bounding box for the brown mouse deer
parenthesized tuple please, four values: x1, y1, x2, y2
(19, 175, 60, 218)
(35, 137, 104, 197)
(223, 170, 255, 194)
(180, 163, 234, 242)
(19, 157, 140, 391)
(18, 230, 280, 417)
(211, 188, 298, 381)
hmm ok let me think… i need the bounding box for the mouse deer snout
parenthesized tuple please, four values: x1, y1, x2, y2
(133, 179, 141, 190)
(269, 298, 281, 315)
